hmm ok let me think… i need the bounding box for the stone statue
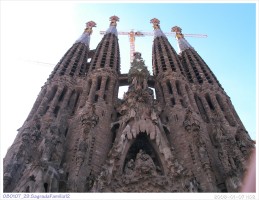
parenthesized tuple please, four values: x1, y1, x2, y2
(135, 150, 157, 175)
(124, 159, 135, 175)
(40, 125, 64, 163)
(80, 104, 99, 134)
(183, 108, 200, 133)
(85, 171, 95, 191)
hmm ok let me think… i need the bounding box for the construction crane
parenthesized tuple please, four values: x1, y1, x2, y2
(100, 30, 148, 62)
(100, 26, 207, 63)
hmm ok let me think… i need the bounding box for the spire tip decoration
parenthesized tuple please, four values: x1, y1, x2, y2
(150, 18, 166, 38)
(171, 26, 193, 52)
(84, 21, 97, 35)
(171, 26, 184, 39)
(150, 18, 161, 30)
(109, 15, 120, 27)
(105, 16, 119, 36)
(75, 20, 96, 45)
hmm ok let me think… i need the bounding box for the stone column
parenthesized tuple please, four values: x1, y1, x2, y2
(99, 76, 108, 101)
(88, 77, 97, 104)
(48, 86, 64, 114)
(171, 80, 180, 105)
(27, 87, 47, 120)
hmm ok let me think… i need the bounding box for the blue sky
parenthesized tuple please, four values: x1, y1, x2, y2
(1, 2, 257, 160)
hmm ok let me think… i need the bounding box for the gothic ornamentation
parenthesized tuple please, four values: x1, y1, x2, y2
(109, 15, 119, 26)
(80, 104, 99, 134)
(235, 126, 255, 157)
(183, 108, 200, 133)
(3, 16, 255, 193)
(150, 18, 161, 30)
(84, 21, 97, 35)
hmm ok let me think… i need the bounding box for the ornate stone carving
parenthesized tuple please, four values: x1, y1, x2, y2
(134, 149, 157, 176)
(109, 15, 119, 26)
(80, 104, 99, 134)
(124, 159, 135, 175)
(210, 114, 228, 148)
(218, 149, 231, 175)
(150, 18, 161, 30)
(183, 108, 200, 133)
(3, 16, 254, 193)
(84, 21, 96, 35)
(235, 126, 254, 156)
(40, 124, 65, 163)
(75, 133, 89, 176)
(85, 170, 95, 191)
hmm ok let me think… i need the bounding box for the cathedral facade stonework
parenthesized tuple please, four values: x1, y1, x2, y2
(3, 16, 255, 193)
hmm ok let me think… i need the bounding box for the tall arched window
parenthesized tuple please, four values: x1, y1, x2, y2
(195, 94, 209, 122)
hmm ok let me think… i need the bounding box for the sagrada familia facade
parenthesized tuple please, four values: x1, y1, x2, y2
(3, 16, 255, 192)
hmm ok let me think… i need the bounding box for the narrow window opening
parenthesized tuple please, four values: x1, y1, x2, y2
(159, 84, 165, 103)
(67, 90, 76, 108)
(58, 87, 67, 102)
(176, 80, 182, 96)
(111, 123, 119, 145)
(43, 106, 49, 115)
(166, 80, 173, 95)
(53, 106, 60, 117)
(205, 94, 215, 110)
(180, 99, 187, 108)
(26, 186, 30, 192)
(171, 98, 175, 106)
(94, 94, 99, 102)
(68, 90, 81, 115)
(105, 77, 110, 91)
(64, 127, 68, 137)
(48, 86, 58, 102)
(86, 80, 92, 96)
(72, 92, 80, 114)
(216, 94, 225, 111)
(44, 183, 48, 192)
(217, 183, 228, 193)
(97, 77, 102, 91)
(195, 94, 209, 122)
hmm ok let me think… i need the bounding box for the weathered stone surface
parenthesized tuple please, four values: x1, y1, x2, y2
(3, 17, 255, 193)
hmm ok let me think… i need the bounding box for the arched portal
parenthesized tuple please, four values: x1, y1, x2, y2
(123, 132, 164, 175)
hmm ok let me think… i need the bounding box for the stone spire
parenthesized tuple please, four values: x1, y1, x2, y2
(47, 21, 96, 79)
(89, 16, 120, 72)
(105, 15, 119, 36)
(128, 52, 150, 91)
(75, 21, 96, 46)
(151, 18, 185, 77)
(171, 26, 193, 53)
(150, 18, 166, 38)
(173, 25, 223, 88)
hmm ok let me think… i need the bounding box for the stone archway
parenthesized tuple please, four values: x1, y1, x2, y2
(123, 132, 164, 175)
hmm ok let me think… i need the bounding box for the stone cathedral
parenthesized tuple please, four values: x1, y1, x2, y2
(3, 16, 255, 193)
